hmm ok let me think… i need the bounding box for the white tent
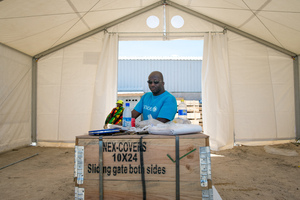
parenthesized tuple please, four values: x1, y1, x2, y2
(0, 0, 299, 152)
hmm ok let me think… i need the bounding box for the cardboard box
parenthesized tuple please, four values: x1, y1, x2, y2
(75, 133, 212, 200)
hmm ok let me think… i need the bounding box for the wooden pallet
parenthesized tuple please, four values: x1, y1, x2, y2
(176, 99, 203, 128)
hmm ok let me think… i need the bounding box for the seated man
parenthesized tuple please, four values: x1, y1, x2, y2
(132, 71, 177, 123)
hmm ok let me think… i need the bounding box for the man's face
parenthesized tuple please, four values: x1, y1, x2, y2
(148, 73, 164, 95)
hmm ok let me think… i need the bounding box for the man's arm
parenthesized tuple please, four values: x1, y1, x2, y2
(156, 118, 170, 123)
(132, 109, 169, 123)
(132, 109, 141, 119)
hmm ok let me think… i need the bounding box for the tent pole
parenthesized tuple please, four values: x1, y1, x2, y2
(166, 0, 297, 57)
(294, 56, 300, 139)
(31, 58, 37, 143)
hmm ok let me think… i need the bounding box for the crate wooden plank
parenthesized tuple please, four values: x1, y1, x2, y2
(79, 180, 203, 200)
(176, 100, 200, 106)
(185, 100, 200, 106)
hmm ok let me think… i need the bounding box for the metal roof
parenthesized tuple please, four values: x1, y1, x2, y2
(118, 57, 202, 93)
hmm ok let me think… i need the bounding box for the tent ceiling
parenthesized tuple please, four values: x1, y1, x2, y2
(0, 0, 299, 57)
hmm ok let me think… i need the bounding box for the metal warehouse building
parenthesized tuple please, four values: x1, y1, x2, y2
(117, 56, 203, 100)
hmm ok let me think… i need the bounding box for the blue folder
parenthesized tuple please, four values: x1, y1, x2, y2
(88, 128, 120, 135)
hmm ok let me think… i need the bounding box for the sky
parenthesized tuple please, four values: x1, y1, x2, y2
(118, 40, 203, 57)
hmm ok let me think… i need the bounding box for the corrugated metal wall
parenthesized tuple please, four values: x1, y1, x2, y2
(118, 57, 202, 93)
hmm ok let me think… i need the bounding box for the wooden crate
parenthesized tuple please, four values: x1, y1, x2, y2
(74, 134, 212, 200)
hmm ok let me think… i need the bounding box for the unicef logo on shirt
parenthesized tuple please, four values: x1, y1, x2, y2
(144, 105, 157, 112)
(153, 106, 157, 112)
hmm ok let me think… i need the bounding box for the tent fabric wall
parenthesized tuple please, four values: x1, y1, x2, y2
(37, 32, 118, 143)
(0, 1, 299, 152)
(90, 33, 119, 131)
(228, 32, 295, 145)
(202, 31, 295, 150)
(111, 6, 164, 34)
(107, 5, 221, 41)
(37, 32, 104, 143)
(32, 5, 297, 148)
(202, 32, 234, 151)
(113, 6, 223, 40)
(0, 44, 32, 153)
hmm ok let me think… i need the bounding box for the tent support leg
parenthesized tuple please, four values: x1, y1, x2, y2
(294, 56, 300, 140)
(31, 58, 37, 143)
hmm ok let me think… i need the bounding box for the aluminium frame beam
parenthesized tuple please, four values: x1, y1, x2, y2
(294, 56, 300, 139)
(31, 58, 37, 143)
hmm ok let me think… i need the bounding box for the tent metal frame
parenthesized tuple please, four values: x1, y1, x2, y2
(33, 1, 163, 60)
(33, 0, 298, 59)
(32, 58, 37, 142)
(31, 0, 300, 142)
(294, 56, 300, 139)
(0, 42, 31, 57)
(166, 0, 297, 57)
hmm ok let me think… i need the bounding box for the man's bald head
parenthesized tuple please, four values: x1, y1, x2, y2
(148, 71, 164, 82)
(148, 71, 165, 96)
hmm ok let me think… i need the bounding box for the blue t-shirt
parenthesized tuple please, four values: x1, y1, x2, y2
(134, 91, 177, 121)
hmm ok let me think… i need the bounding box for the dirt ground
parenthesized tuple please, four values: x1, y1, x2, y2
(0, 142, 299, 200)
(211, 143, 300, 200)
